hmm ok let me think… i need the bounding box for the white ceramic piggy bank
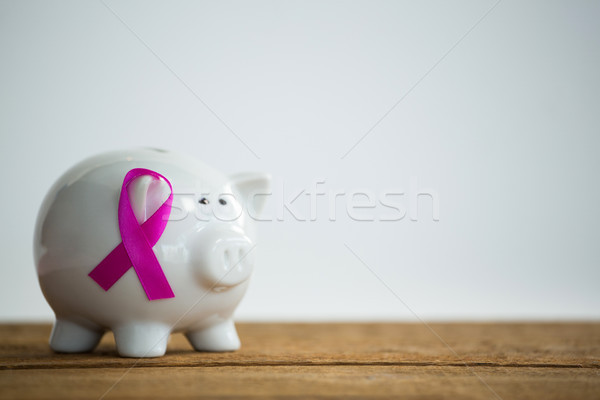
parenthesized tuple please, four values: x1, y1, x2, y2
(34, 148, 270, 357)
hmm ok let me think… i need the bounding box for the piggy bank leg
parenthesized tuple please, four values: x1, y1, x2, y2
(50, 319, 103, 353)
(185, 319, 241, 352)
(112, 323, 171, 358)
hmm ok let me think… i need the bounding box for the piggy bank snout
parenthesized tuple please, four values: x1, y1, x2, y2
(197, 230, 255, 290)
(220, 239, 253, 273)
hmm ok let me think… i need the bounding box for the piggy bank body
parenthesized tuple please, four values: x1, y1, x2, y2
(34, 149, 269, 357)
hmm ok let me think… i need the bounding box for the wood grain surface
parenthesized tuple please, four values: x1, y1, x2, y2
(0, 323, 598, 399)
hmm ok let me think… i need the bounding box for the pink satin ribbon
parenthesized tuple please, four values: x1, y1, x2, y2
(89, 168, 175, 300)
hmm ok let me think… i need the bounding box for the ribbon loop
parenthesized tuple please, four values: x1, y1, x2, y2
(89, 168, 175, 300)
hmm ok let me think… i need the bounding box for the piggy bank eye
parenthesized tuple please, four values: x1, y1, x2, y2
(218, 198, 227, 206)
(198, 197, 209, 205)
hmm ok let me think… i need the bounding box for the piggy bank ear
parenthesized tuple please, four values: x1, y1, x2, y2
(230, 172, 271, 215)
(127, 175, 171, 224)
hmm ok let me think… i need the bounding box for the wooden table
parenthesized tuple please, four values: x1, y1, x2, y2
(0, 323, 598, 399)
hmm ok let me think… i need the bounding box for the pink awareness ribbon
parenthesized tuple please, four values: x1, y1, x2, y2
(88, 168, 175, 300)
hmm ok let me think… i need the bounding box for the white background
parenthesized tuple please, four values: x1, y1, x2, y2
(1, 0, 598, 321)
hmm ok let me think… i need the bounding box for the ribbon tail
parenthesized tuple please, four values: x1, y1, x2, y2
(88, 243, 132, 291)
(125, 223, 174, 300)
(133, 252, 175, 301)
